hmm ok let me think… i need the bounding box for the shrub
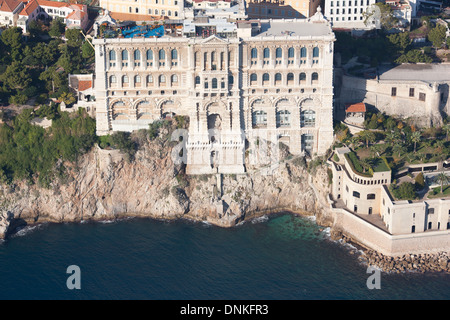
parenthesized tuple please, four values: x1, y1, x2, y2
(415, 172, 425, 190)
(391, 181, 417, 200)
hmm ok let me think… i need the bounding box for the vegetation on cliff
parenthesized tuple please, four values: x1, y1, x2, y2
(0, 106, 96, 187)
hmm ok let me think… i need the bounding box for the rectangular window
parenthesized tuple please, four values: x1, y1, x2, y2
(391, 87, 397, 96)
(409, 88, 414, 97)
(419, 92, 426, 101)
(428, 208, 435, 214)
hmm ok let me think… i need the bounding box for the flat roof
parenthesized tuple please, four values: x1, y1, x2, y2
(254, 19, 332, 38)
(378, 64, 450, 83)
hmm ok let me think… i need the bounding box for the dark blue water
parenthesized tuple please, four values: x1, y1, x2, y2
(0, 213, 448, 300)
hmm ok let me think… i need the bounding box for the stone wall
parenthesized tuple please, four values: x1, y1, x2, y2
(331, 207, 450, 257)
(338, 74, 449, 127)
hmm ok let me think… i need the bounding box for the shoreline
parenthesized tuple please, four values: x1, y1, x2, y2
(6, 208, 449, 274)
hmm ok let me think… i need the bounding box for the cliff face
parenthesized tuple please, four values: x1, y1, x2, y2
(0, 134, 332, 239)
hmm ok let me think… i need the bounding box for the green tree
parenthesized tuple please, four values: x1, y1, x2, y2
(49, 18, 65, 38)
(436, 171, 449, 194)
(392, 143, 407, 158)
(81, 39, 94, 59)
(428, 24, 447, 48)
(388, 32, 411, 54)
(65, 28, 83, 48)
(363, 3, 398, 30)
(358, 130, 376, 148)
(1, 61, 32, 91)
(442, 123, 450, 141)
(360, 157, 371, 173)
(58, 92, 76, 106)
(410, 131, 421, 153)
(415, 172, 425, 190)
(395, 49, 433, 64)
(370, 144, 383, 157)
(396, 182, 416, 199)
(1, 27, 24, 61)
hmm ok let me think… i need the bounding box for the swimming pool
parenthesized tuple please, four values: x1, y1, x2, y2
(122, 25, 165, 38)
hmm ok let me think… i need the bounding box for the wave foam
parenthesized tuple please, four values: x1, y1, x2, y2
(251, 215, 269, 224)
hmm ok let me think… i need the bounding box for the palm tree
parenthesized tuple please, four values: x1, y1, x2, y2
(443, 124, 450, 142)
(410, 131, 421, 153)
(358, 130, 376, 148)
(349, 136, 360, 149)
(392, 143, 407, 158)
(370, 144, 383, 157)
(386, 131, 401, 146)
(436, 171, 449, 194)
(360, 157, 371, 173)
(435, 140, 445, 153)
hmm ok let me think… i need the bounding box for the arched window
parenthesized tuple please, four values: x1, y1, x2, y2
(155, 9, 159, 15)
(275, 47, 282, 59)
(300, 47, 307, 58)
(121, 50, 128, 61)
(287, 73, 294, 84)
(301, 110, 315, 127)
(171, 74, 178, 84)
(228, 75, 234, 85)
(147, 75, 154, 85)
(262, 73, 269, 83)
(168, 10, 172, 16)
(159, 49, 165, 60)
(134, 49, 141, 61)
(263, 48, 270, 59)
(251, 48, 258, 59)
(109, 75, 116, 84)
(109, 50, 116, 61)
(171, 49, 178, 60)
(159, 75, 166, 84)
(212, 78, 218, 89)
(276, 110, 291, 127)
(299, 72, 306, 83)
(250, 73, 257, 85)
(252, 110, 267, 127)
(134, 75, 141, 84)
(312, 72, 319, 83)
(195, 76, 200, 85)
(313, 47, 319, 58)
(288, 47, 294, 58)
(146, 50, 153, 60)
(122, 75, 129, 84)
(275, 73, 282, 84)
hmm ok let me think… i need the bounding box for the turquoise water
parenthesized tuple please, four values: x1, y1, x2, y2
(0, 213, 448, 300)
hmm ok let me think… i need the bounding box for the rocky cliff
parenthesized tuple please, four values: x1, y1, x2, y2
(0, 130, 333, 239)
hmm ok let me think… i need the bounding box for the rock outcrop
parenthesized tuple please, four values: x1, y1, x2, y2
(0, 132, 332, 238)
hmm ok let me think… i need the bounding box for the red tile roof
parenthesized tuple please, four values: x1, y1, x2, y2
(19, 0, 39, 15)
(77, 80, 92, 92)
(345, 103, 366, 113)
(35, 0, 68, 7)
(0, 0, 22, 13)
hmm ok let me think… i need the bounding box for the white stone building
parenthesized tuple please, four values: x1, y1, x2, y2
(338, 64, 450, 127)
(0, 0, 24, 29)
(323, 0, 376, 30)
(330, 147, 450, 236)
(92, 9, 335, 175)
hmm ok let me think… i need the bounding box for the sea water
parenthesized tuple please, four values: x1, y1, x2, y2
(0, 213, 448, 300)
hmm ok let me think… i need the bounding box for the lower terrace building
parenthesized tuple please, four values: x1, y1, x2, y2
(93, 10, 335, 174)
